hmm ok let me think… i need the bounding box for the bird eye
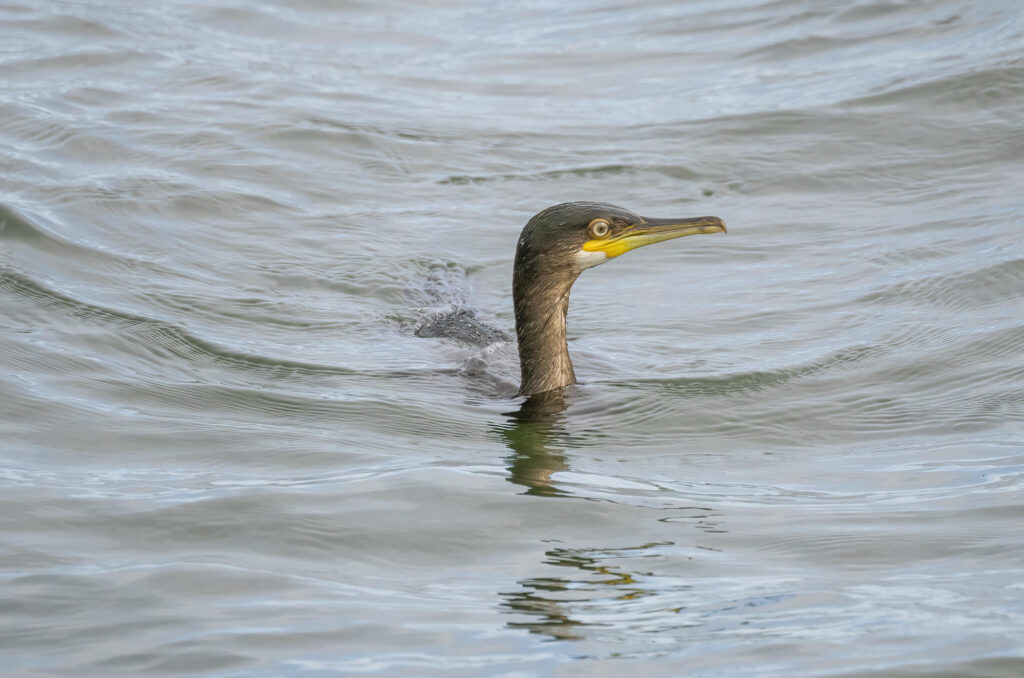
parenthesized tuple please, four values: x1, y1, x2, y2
(588, 219, 611, 239)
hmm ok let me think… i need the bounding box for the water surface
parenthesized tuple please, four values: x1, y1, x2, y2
(2, 0, 1023, 675)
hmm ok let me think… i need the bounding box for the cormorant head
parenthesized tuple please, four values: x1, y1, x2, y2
(514, 202, 726, 282)
(511, 201, 727, 398)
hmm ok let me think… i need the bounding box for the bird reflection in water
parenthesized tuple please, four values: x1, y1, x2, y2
(497, 396, 681, 642)
(500, 542, 676, 642)
(498, 390, 572, 497)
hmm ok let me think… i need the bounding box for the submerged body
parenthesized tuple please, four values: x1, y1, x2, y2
(513, 202, 725, 397)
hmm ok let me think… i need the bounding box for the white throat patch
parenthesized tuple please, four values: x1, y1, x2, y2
(574, 249, 608, 271)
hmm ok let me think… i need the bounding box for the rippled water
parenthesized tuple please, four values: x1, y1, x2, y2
(2, 0, 1023, 675)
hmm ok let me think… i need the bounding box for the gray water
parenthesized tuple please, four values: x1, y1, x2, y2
(2, 0, 1023, 675)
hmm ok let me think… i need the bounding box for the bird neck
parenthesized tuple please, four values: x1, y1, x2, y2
(513, 269, 579, 397)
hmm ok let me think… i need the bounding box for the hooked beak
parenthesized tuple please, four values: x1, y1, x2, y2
(582, 215, 726, 259)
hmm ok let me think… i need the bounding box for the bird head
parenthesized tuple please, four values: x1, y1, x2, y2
(514, 202, 726, 280)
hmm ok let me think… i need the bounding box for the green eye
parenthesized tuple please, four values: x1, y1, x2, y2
(588, 219, 611, 238)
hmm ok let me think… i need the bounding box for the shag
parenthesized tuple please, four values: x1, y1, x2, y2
(514, 202, 725, 397)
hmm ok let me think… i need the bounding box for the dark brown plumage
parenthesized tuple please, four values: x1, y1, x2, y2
(513, 202, 725, 397)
